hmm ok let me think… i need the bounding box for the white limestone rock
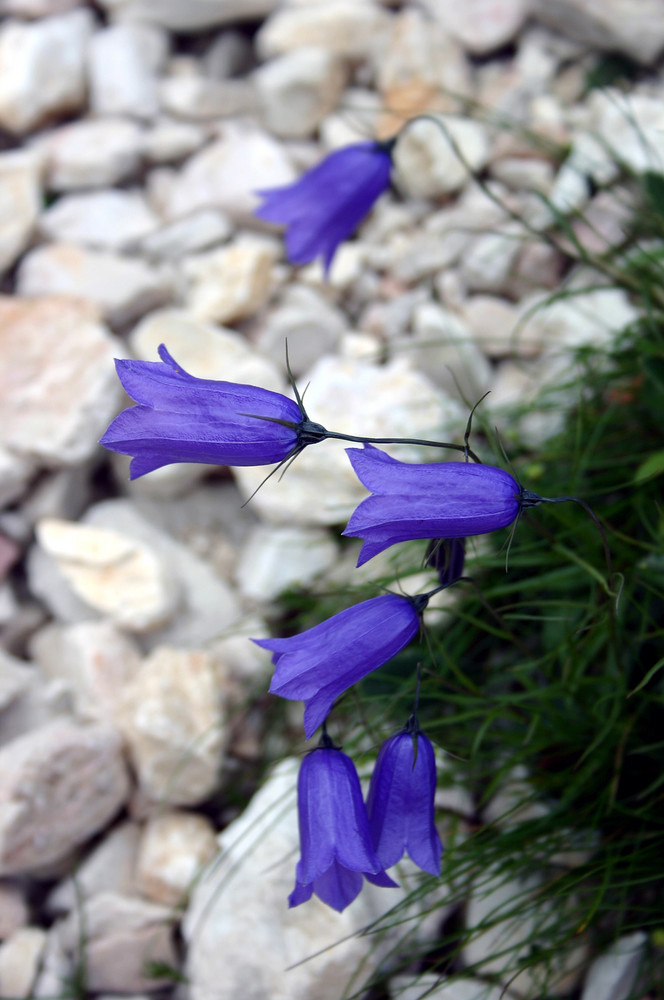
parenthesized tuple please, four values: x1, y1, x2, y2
(0, 447, 35, 509)
(0, 927, 47, 999)
(530, 0, 664, 65)
(165, 127, 295, 224)
(183, 236, 277, 324)
(0, 882, 28, 941)
(0, 0, 84, 13)
(519, 285, 641, 352)
(255, 47, 348, 139)
(17, 243, 173, 327)
(394, 115, 491, 198)
(139, 209, 232, 260)
(117, 646, 226, 806)
(30, 621, 142, 723)
(0, 720, 130, 875)
(460, 295, 542, 359)
(0, 296, 124, 468)
(47, 821, 141, 914)
(159, 74, 259, 120)
(460, 223, 523, 295)
(256, 0, 392, 61)
(593, 90, 664, 175)
(580, 932, 647, 1000)
(236, 524, 338, 602)
(0, 10, 93, 134)
(40, 189, 160, 252)
(143, 118, 207, 164)
(0, 151, 41, 275)
(407, 301, 494, 402)
(88, 22, 167, 120)
(98, 0, 278, 31)
(254, 283, 346, 376)
(34, 518, 179, 634)
(419, 0, 528, 55)
(39, 118, 145, 191)
(389, 975, 515, 1000)
(136, 810, 217, 906)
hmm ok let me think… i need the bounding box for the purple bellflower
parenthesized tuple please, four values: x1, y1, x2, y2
(255, 139, 394, 273)
(426, 537, 466, 589)
(253, 593, 424, 740)
(100, 344, 328, 479)
(366, 724, 442, 876)
(343, 444, 544, 566)
(290, 742, 398, 912)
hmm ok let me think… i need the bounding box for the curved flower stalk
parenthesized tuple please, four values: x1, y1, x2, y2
(290, 741, 398, 912)
(253, 593, 425, 739)
(255, 140, 394, 273)
(366, 723, 442, 876)
(99, 344, 328, 479)
(343, 444, 545, 566)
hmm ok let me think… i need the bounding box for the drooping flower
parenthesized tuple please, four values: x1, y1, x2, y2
(253, 593, 423, 739)
(255, 140, 394, 273)
(343, 444, 544, 566)
(289, 742, 398, 912)
(100, 344, 328, 479)
(425, 537, 466, 589)
(366, 725, 442, 876)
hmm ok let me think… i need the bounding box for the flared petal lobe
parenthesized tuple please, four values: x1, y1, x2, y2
(255, 141, 393, 273)
(367, 730, 442, 876)
(100, 344, 303, 478)
(343, 444, 523, 565)
(289, 746, 398, 912)
(253, 594, 421, 739)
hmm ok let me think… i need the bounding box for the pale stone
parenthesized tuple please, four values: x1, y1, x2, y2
(0, 650, 31, 714)
(595, 90, 664, 175)
(236, 525, 338, 602)
(254, 283, 345, 376)
(0, 661, 70, 751)
(30, 621, 142, 723)
(519, 285, 641, 352)
(40, 118, 145, 191)
(0, 151, 41, 275)
(48, 821, 141, 914)
(460, 295, 541, 359)
(255, 47, 347, 139)
(490, 156, 555, 194)
(208, 614, 272, 687)
(420, 0, 528, 55)
(88, 23, 167, 120)
(17, 243, 173, 327)
(35, 518, 178, 634)
(143, 118, 207, 164)
(136, 810, 217, 906)
(390, 975, 513, 1000)
(0, 296, 124, 467)
(159, 74, 258, 120)
(59, 892, 177, 993)
(0, 10, 93, 134)
(0, 720, 130, 875)
(233, 354, 464, 526)
(165, 127, 295, 224)
(183, 237, 276, 323)
(0, 927, 47, 998)
(118, 646, 226, 806)
(460, 224, 523, 294)
(98, 0, 278, 30)
(0, 448, 35, 509)
(530, 0, 664, 64)
(256, 0, 392, 61)
(0, 0, 84, 13)
(40, 189, 160, 251)
(139, 209, 233, 260)
(0, 883, 28, 939)
(393, 115, 490, 198)
(407, 301, 494, 402)
(580, 932, 647, 1000)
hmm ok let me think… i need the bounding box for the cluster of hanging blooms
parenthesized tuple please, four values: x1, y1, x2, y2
(100, 128, 590, 913)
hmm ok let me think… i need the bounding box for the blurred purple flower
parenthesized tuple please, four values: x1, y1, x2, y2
(366, 726, 442, 876)
(425, 537, 466, 588)
(344, 445, 542, 566)
(253, 593, 422, 739)
(290, 744, 398, 912)
(255, 140, 394, 273)
(100, 344, 327, 479)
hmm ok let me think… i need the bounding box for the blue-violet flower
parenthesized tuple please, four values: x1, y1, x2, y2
(426, 537, 466, 589)
(255, 140, 394, 273)
(343, 444, 543, 566)
(100, 344, 327, 479)
(366, 726, 442, 876)
(290, 743, 398, 912)
(253, 593, 423, 739)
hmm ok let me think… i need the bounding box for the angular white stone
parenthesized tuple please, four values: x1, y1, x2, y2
(183, 236, 276, 323)
(159, 74, 258, 120)
(88, 22, 167, 120)
(256, 0, 392, 61)
(254, 283, 345, 376)
(0, 927, 47, 999)
(0, 0, 84, 12)
(408, 301, 494, 401)
(530, 0, 664, 64)
(0, 10, 93, 134)
(0, 296, 124, 467)
(0, 882, 28, 940)
(580, 932, 647, 1000)
(143, 118, 207, 163)
(136, 810, 217, 906)
(39, 118, 145, 191)
(389, 974, 514, 1000)
(460, 224, 523, 295)
(420, 0, 528, 55)
(35, 518, 179, 633)
(236, 524, 338, 602)
(17, 243, 173, 327)
(40, 189, 160, 251)
(98, 0, 278, 31)
(139, 209, 232, 260)
(394, 115, 490, 198)
(0, 720, 130, 875)
(519, 285, 641, 351)
(0, 151, 41, 275)
(118, 646, 226, 806)
(47, 821, 141, 914)
(255, 47, 348, 139)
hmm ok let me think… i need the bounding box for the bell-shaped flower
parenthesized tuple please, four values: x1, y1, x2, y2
(366, 726, 442, 876)
(253, 593, 423, 739)
(255, 140, 394, 273)
(426, 537, 466, 588)
(343, 444, 543, 566)
(290, 744, 398, 912)
(100, 344, 328, 479)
